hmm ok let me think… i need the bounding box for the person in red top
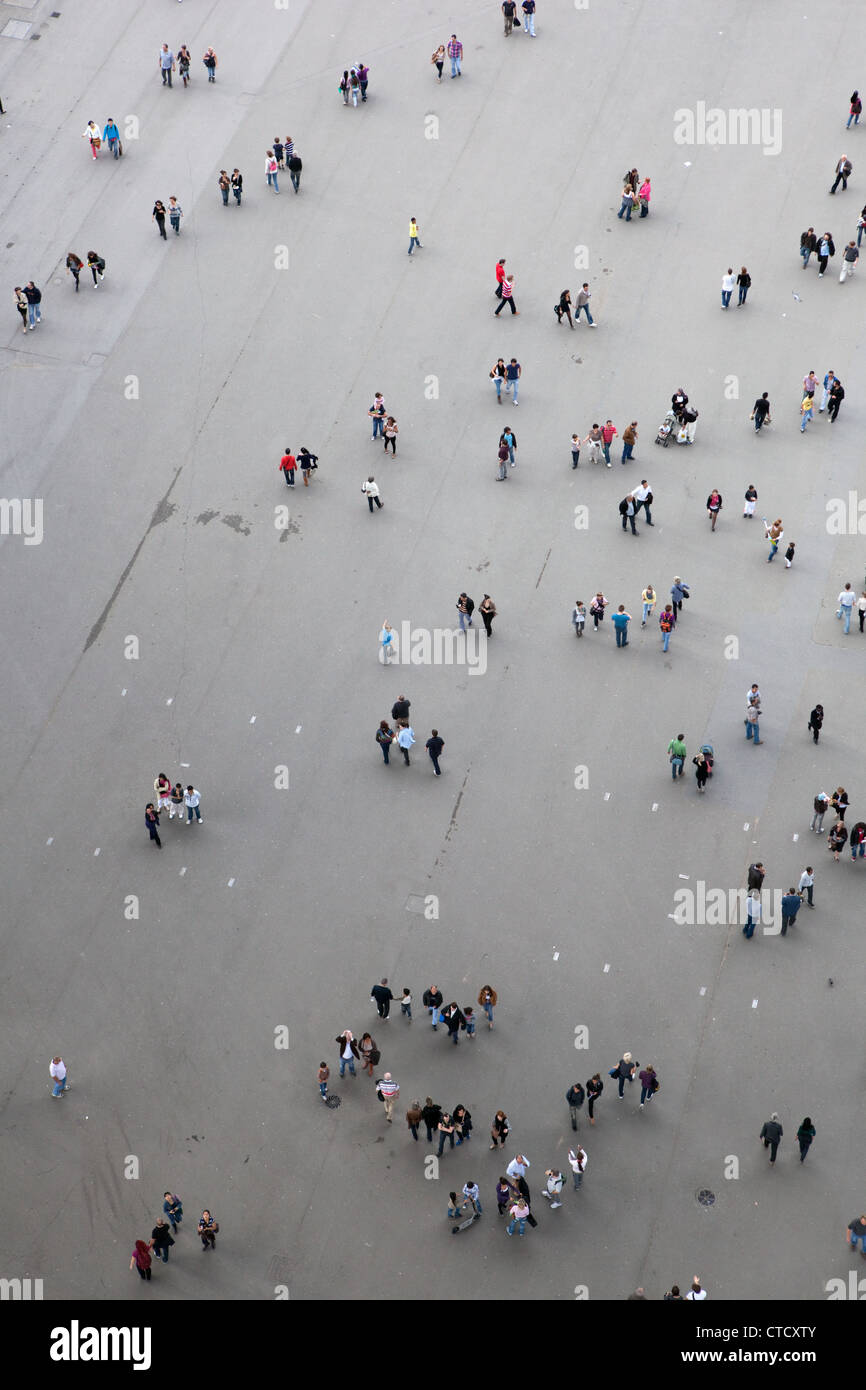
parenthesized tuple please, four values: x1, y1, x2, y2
(601, 420, 618, 465)
(279, 448, 296, 486)
(495, 258, 507, 300)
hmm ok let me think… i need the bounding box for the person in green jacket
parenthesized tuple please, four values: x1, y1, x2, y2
(667, 734, 686, 779)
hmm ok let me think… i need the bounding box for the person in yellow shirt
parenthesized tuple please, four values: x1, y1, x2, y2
(641, 585, 656, 627)
(408, 218, 422, 254)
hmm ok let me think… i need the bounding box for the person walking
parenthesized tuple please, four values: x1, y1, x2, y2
(621, 421, 638, 463)
(490, 1110, 509, 1150)
(555, 288, 574, 327)
(218, 170, 230, 205)
(362, 476, 383, 511)
(751, 395, 771, 432)
(279, 448, 296, 486)
(613, 1053, 636, 1098)
(589, 593, 607, 631)
(431, 44, 445, 81)
(400, 988, 412, 1021)
(586, 1073, 603, 1125)
(231, 169, 243, 204)
(437, 1111, 456, 1156)
(568, 1144, 588, 1189)
(800, 227, 817, 267)
(848, 91, 862, 127)
(379, 624, 395, 664)
(479, 595, 496, 635)
(640, 584, 656, 627)
(371, 979, 394, 1020)
(668, 734, 686, 778)
(816, 231, 836, 276)
(619, 494, 638, 535)
(798, 865, 815, 907)
(447, 34, 463, 77)
(130, 1240, 153, 1281)
(745, 697, 761, 745)
(13, 286, 28, 334)
(859, 206, 866, 247)
(494, 274, 518, 315)
(830, 155, 852, 193)
(376, 1072, 399, 1123)
(421, 1097, 442, 1142)
(828, 819, 848, 861)
(145, 803, 162, 848)
(396, 724, 415, 765)
(671, 576, 690, 615)
(336, 1029, 360, 1078)
(659, 604, 674, 652)
(496, 438, 509, 481)
(575, 283, 597, 325)
(830, 784, 849, 820)
(819, 370, 838, 412)
(184, 786, 202, 824)
(288, 150, 302, 193)
(452, 1103, 473, 1144)
(566, 1081, 585, 1130)
(265, 151, 280, 193)
(848, 1215, 866, 1256)
(765, 518, 783, 560)
(355, 63, 369, 102)
(298, 447, 317, 485)
(202, 47, 218, 82)
(177, 46, 191, 86)
(743, 889, 761, 939)
(86, 251, 106, 287)
(541, 1170, 564, 1209)
(81, 120, 102, 160)
(720, 267, 735, 308)
(807, 704, 823, 742)
(706, 489, 723, 531)
(784, 540, 796, 568)
(810, 793, 830, 834)
(612, 605, 631, 647)
(383, 417, 398, 455)
(760, 1113, 783, 1165)
(423, 988, 445, 1032)
(850, 821, 866, 859)
(23, 281, 42, 330)
(638, 1065, 658, 1108)
(693, 752, 710, 792)
(837, 582, 855, 632)
(358, 1032, 377, 1077)
(317, 1061, 330, 1101)
(478, 985, 497, 1028)
(780, 887, 801, 936)
(407, 217, 422, 254)
(521, 0, 537, 34)
(152, 201, 168, 239)
(442, 1001, 465, 1045)
(600, 419, 618, 464)
(102, 117, 120, 158)
(859, 591, 866, 632)
(66, 253, 83, 292)
(158, 45, 175, 86)
(456, 593, 474, 630)
(502, 0, 517, 36)
(736, 267, 751, 304)
(632, 479, 653, 526)
(828, 378, 845, 421)
(163, 1193, 183, 1233)
(197, 1210, 218, 1250)
(490, 358, 507, 404)
(506, 1196, 530, 1236)
(744, 484, 758, 517)
(504, 357, 521, 404)
(49, 1055, 70, 1098)
(500, 427, 517, 467)
(168, 198, 183, 235)
(425, 730, 444, 776)
(403, 1098, 422, 1141)
(572, 599, 586, 636)
(149, 1217, 174, 1264)
(584, 423, 603, 466)
(839, 240, 859, 280)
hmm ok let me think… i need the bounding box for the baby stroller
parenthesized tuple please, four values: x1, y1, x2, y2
(655, 409, 677, 447)
(700, 743, 714, 777)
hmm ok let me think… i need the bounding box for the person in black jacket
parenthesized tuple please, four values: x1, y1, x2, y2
(335, 1030, 360, 1077)
(441, 1002, 465, 1045)
(231, 169, 243, 205)
(452, 1104, 472, 1144)
(828, 379, 845, 422)
(24, 280, 42, 329)
(145, 803, 162, 848)
(566, 1082, 585, 1131)
(747, 862, 765, 892)
(737, 266, 751, 305)
(422, 983, 443, 1028)
(421, 1097, 442, 1142)
(816, 231, 835, 276)
(288, 151, 302, 193)
(371, 978, 394, 1019)
(760, 1112, 783, 1165)
(392, 694, 411, 723)
(807, 704, 824, 743)
(586, 1073, 603, 1125)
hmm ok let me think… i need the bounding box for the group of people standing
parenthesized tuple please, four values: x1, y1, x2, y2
(617, 167, 652, 220)
(145, 774, 202, 847)
(130, 1194, 220, 1282)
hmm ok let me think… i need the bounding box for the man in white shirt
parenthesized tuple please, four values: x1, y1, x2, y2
(798, 866, 814, 908)
(506, 1154, 530, 1181)
(542, 1169, 564, 1208)
(396, 725, 415, 766)
(721, 268, 735, 308)
(633, 479, 653, 525)
(376, 1072, 399, 1122)
(184, 786, 202, 824)
(837, 583, 855, 634)
(50, 1055, 70, 1098)
(686, 1276, 707, 1300)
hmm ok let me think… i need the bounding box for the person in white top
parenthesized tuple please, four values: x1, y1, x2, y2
(379, 622, 395, 664)
(721, 268, 736, 308)
(542, 1169, 564, 1208)
(798, 866, 814, 908)
(50, 1055, 70, 1099)
(568, 1144, 588, 1189)
(837, 583, 856, 634)
(376, 1072, 400, 1122)
(685, 1276, 707, 1301)
(506, 1154, 530, 1181)
(82, 121, 101, 159)
(184, 786, 202, 824)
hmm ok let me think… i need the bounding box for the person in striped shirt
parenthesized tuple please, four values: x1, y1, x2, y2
(447, 35, 463, 77)
(376, 1072, 400, 1122)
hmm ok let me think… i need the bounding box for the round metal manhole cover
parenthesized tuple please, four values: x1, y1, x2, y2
(696, 1188, 716, 1207)
(325, 1095, 342, 1109)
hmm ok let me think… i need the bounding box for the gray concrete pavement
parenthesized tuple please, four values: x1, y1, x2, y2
(1, 0, 866, 1303)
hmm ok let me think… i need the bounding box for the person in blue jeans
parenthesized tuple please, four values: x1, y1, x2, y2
(612, 606, 631, 647)
(618, 184, 634, 220)
(336, 1030, 359, 1077)
(743, 891, 761, 939)
(667, 734, 686, 778)
(437, 1112, 455, 1155)
(745, 700, 761, 744)
(848, 1215, 866, 1253)
(163, 1193, 183, 1233)
(505, 358, 521, 404)
(575, 284, 595, 324)
(506, 1198, 529, 1235)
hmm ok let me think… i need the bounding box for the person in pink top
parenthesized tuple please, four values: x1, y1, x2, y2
(639, 177, 651, 217)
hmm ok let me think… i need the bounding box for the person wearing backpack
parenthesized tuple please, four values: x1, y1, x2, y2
(265, 150, 279, 194)
(659, 604, 674, 652)
(202, 47, 218, 82)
